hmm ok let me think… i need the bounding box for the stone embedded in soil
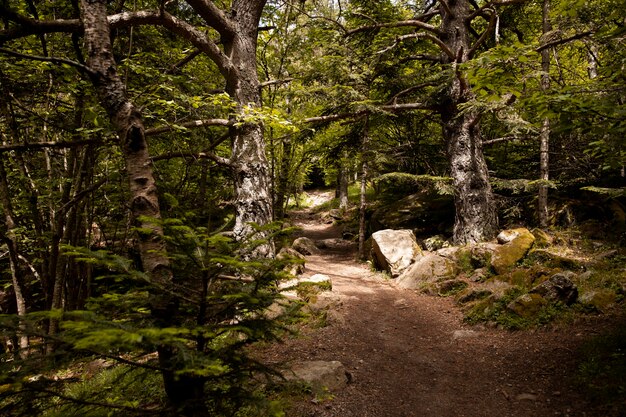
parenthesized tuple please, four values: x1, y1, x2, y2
(277, 247, 306, 276)
(452, 329, 479, 340)
(529, 271, 578, 305)
(286, 360, 349, 394)
(292, 236, 321, 255)
(579, 289, 617, 312)
(507, 293, 548, 318)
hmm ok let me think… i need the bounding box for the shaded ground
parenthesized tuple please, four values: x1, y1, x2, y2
(262, 190, 623, 417)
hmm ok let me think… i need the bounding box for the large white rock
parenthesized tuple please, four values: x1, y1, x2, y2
(370, 229, 422, 277)
(396, 253, 457, 289)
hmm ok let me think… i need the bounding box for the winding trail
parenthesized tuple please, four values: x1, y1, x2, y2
(264, 190, 611, 417)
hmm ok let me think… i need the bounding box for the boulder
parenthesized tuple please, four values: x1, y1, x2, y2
(292, 237, 321, 256)
(469, 243, 499, 269)
(422, 234, 450, 251)
(507, 293, 548, 318)
(371, 229, 422, 277)
(529, 271, 578, 305)
(531, 228, 553, 248)
(579, 289, 617, 312)
(396, 253, 457, 289)
(491, 228, 536, 274)
(277, 247, 306, 276)
(497, 229, 521, 244)
(286, 360, 349, 394)
(525, 249, 582, 270)
(434, 279, 468, 296)
(328, 208, 343, 220)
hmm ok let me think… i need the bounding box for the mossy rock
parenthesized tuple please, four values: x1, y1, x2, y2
(490, 265, 559, 289)
(435, 279, 469, 297)
(507, 293, 549, 318)
(579, 289, 618, 312)
(491, 228, 536, 274)
(456, 288, 493, 305)
(526, 249, 582, 270)
(531, 228, 553, 248)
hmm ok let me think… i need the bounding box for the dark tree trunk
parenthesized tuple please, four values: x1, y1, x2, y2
(0, 160, 29, 356)
(274, 136, 292, 219)
(338, 155, 349, 210)
(440, 0, 498, 244)
(538, 0, 551, 228)
(222, 0, 273, 257)
(80, 1, 206, 414)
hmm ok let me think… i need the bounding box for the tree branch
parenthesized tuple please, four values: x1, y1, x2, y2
(0, 139, 105, 153)
(0, 47, 95, 75)
(184, 0, 236, 37)
(468, 0, 528, 20)
(347, 19, 442, 36)
(483, 135, 528, 145)
(303, 102, 431, 124)
(260, 78, 294, 88)
(386, 82, 439, 104)
(377, 33, 454, 60)
(144, 118, 231, 136)
(535, 31, 593, 52)
(468, 11, 497, 58)
(438, 0, 453, 17)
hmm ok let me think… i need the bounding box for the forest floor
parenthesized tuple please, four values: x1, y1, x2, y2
(259, 189, 625, 417)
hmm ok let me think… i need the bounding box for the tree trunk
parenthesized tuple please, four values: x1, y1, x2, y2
(338, 154, 349, 210)
(80, 2, 206, 414)
(538, 0, 551, 228)
(0, 160, 29, 357)
(274, 136, 292, 219)
(440, 0, 498, 244)
(224, 1, 274, 258)
(358, 126, 369, 260)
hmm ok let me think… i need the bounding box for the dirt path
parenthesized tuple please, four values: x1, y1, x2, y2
(264, 190, 612, 417)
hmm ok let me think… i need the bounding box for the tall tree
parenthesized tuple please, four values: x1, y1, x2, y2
(538, 0, 551, 228)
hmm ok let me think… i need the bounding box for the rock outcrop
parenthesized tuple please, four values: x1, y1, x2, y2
(491, 228, 536, 274)
(396, 253, 457, 289)
(292, 237, 321, 256)
(529, 271, 578, 305)
(371, 229, 422, 277)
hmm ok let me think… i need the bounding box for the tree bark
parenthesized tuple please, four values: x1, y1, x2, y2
(338, 153, 349, 210)
(0, 160, 29, 357)
(538, 0, 551, 228)
(80, 1, 206, 414)
(358, 126, 369, 260)
(440, 0, 498, 245)
(221, 0, 274, 258)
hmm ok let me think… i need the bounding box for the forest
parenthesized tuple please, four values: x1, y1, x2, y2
(0, 0, 625, 416)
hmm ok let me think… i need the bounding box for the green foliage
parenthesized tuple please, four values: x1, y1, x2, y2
(0, 218, 300, 416)
(373, 173, 454, 196)
(463, 287, 567, 330)
(42, 365, 166, 417)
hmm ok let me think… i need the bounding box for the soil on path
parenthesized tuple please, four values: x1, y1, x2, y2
(262, 190, 618, 417)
